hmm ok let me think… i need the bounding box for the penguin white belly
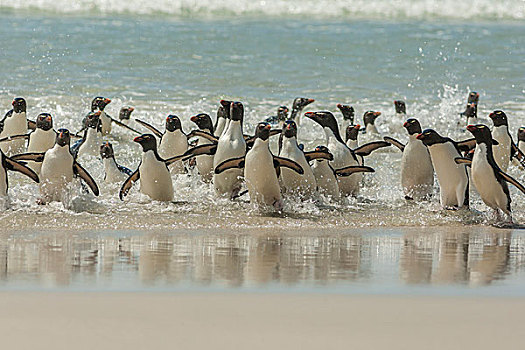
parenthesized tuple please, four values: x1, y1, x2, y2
(245, 142, 281, 207)
(428, 143, 468, 207)
(0, 112, 27, 155)
(78, 129, 101, 157)
(27, 129, 56, 173)
(159, 131, 188, 174)
(40, 146, 74, 202)
(401, 139, 434, 199)
(329, 140, 360, 196)
(492, 126, 511, 172)
(195, 136, 214, 181)
(346, 139, 358, 149)
(279, 140, 316, 195)
(471, 144, 509, 213)
(0, 166, 7, 197)
(100, 112, 112, 135)
(213, 124, 246, 195)
(103, 158, 128, 183)
(139, 151, 174, 201)
(311, 160, 339, 198)
(215, 119, 226, 138)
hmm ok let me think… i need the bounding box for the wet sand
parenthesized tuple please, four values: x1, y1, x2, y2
(1, 292, 523, 349)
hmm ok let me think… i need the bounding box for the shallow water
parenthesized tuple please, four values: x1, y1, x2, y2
(1, 227, 525, 295)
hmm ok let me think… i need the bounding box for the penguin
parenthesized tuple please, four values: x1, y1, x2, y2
(188, 113, 215, 181)
(214, 100, 231, 138)
(305, 111, 388, 196)
(119, 106, 134, 122)
(25, 113, 57, 174)
(416, 129, 469, 209)
(73, 111, 102, 158)
(394, 100, 406, 115)
(310, 146, 340, 199)
(455, 124, 525, 223)
(265, 106, 289, 128)
(213, 101, 247, 198)
(345, 124, 361, 150)
(11, 129, 99, 204)
(0, 98, 28, 155)
(135, 115, 188, 174)
(278, 120, 329, 196)
(100, 142, 133, 184)
(120, 134, 187, 202)
(363, 111, 382, 137)
(0, 150, 39, 198)
(214, 122, 304, 210)
(83, 97, 140, 135)
(488, 110, 523, 172)
(518, 127, 525, 154)
(289, 97, 315, 126)
(337, 104, 355, 135)
(384, 119, 434, 200)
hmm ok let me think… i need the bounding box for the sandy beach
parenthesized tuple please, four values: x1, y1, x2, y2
(1, 292, 523, 350)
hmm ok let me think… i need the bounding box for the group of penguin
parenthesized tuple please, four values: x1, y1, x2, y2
(1, 93, 525, 224)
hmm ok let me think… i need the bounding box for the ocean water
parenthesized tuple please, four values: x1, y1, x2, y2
(0, 2, 524, 231)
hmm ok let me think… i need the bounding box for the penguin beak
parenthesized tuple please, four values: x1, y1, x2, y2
(11, 100, 15, 106)
(129, 107, 134, 112)
(416, 133, 424, 140)
(104, 98, 111, 104)
(354, 124, 361, 130)
(489, 112, 495, 119)
(94, 111, 101, 116)
(190, 116, 198, 122)
(466, 125, 477, 133)
(403, 121, 409, 127)
(45, 115, 52, 122)
(307, 98, 315, 104)
(133, 136, 143, 143)
(264, 124, 271, 130)
(304, 112, 315, 119)
(337, 103, 342, 108)
(374, 111, 381, 117)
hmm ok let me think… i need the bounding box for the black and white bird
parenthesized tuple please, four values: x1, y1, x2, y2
(119, 106, 135, 122)
(11, 129, 99, 204)
(189, 113, 215, 181)
(455, 124, 525, 224)
(363, 110, 382, 137)
(264, 106, 289, 128)
(394, 100, 406, 115)
(1, 98, 29, 155)
(488, 110, 525, 172)
(100, 142, 133, 184)
(337, 104, 355, 134)
(289, 97, 315, 126)
(416, 129, 469, 209)
(384, 119, 434, 200)
(73, 111, 102, 158)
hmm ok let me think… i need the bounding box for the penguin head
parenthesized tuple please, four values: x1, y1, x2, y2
(461, 102, 477, 118)
(230, 102, 244, 122)
(36, 113, 53, 131)
(119, 106, 134, 121)
(403, 118, 422, 135)
(489, 110, 508, 127)
(305, 111, 343, 142)
(255, 122, 272, 141)
(190, 113, 214, 133)
(346, 124, 360, 142)
(56, 129, 71, 147)
(282, 120, 297, 138)
(518, 127, 525, 142)
(314, 145, 330, 162)
(394, 100, 406, 114)
(134, 134, 157, 152)
(277, 106, 289, 122)
(166, 115, 182, 132)
(416, 129, 445, 146)
(12, 98, 26, 113)
(100, 141, 115, 159)
(91, 97, 111, 112)
(467, 91, 480, 104)
(85, 111, 102, 129)
(337, 104, 355, 122)
(219, 100, 232, 119)
(363, 111, 381, 126)
(292, 97, 315, 111)
(467, 124, 493, 145)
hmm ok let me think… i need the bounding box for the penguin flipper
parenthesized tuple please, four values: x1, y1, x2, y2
(499, 171, 525, 195)
(73, 162, 100, 196)
(334, 165, 375, 177)
(214, 157, 245, 174)
(1, 109, 13, 123)
(273, 156, 304, 175)
(246, 129, 281, 148)
(10, 152, 45, 162)
(109, 116, 141, 134)
(454, 157, 472, 166)
(304, 150, 333, 162)
(511, 142, 525, 167)
(354, 141, 391, 157)
(164, 154, 188, 166)
(457, 138, 476, 153)
(4, 157, 39, 183)
(383, 136, 405, 152)
(0, 134, 29, 143)
(27, 120, 37, 130)
(183, 144, 217, 159)
(117, 164, 133, 176)
(187, 130, 218, 143)
(119, 169, 140, 200)
(135, 119, 164, 139)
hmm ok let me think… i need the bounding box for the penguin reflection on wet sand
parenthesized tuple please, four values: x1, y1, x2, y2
(455, 125, 525, 224)
(384, 119, 434, 200)
(416, 129, 469, 209)
(214, 122, 304, 211)
(11, 129, 99, 204)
